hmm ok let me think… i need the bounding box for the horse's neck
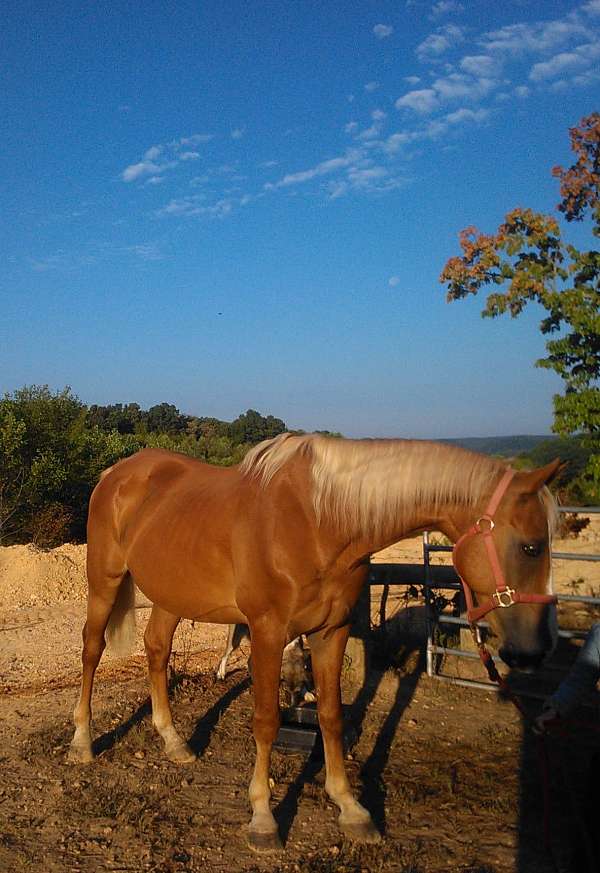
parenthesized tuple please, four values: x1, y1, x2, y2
(353, 500, 477, 557)
(311, 442, 500, 553)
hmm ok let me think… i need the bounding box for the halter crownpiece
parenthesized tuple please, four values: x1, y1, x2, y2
(452, 469, 558, 625)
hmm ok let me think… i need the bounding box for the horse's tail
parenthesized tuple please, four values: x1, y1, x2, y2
(105, 573, 137, 657)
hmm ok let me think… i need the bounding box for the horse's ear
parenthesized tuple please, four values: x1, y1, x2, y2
(520, 458, 566, 493)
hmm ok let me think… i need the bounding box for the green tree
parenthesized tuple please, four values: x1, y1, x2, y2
(229, 409, 286, 444)
(440, 112, 600, 503)
(146, 402, 187, 435)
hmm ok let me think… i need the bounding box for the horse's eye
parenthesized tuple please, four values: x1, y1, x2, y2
(522, 543, 542, 558)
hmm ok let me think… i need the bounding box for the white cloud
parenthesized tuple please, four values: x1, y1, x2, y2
(231, 127, 245, 139)
(430, 1, 464, 20)
(364, 81, 380, 92)
(514, 84, 530, 98)
(396, 70, 494, 114)
(373, 24, 394, 39)
(356, 125, 380, 141)
(176, 133, 214, 148)
(432, 72, 495, 101)
(157, 196, 234, 219)
(404, 75, 421, 85)
(383, 101, 488, 154)
(121, 133, 214, 184)
(583, 0, 600, 14)
(268, 150, 362, 189)
(388, 275, 400, 287)
(345, 121, 359, 134)
(529, 41, 600, 81)
(444, 107, 489, 124)
(122, 160, 163, 182)
(416, 24, 464, 60)
(382, 132, 413, 153)
(459, 54, 501, 77)
(481, 19, 588, 55)
(395, 88, 439, 113)
(144, 145, 162, 161)
(328, 180, 349, 199)
(348, 166, 388, 186)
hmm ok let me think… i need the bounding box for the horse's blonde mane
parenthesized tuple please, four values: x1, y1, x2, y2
(241, 433, 515, 538)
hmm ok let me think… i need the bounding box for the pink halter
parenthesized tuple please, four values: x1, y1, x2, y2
(452, 469, 558, 624)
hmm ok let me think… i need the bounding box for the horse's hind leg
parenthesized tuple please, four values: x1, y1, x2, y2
(69, 571, 129, 763)
(144, 605, 196, 763)
(308, 624, 380, 843)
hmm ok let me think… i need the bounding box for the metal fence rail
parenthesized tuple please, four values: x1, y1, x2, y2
(422, 506, 600, 693)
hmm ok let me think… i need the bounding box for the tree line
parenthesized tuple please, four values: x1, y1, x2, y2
(0, 385, 301, 546)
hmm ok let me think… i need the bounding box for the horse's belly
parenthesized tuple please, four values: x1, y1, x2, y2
(127, 548, 239, 623)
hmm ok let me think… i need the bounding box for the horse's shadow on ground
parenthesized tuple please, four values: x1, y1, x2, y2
(92, 671, 251, 759)
(92, 698, 152, 756)
(187, 674, 251, 756)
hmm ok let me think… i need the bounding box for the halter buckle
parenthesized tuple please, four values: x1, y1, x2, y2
(475, 515, 495, 534)
(493, 588, 516, 608)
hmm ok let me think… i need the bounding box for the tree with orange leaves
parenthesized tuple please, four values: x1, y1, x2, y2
(441, 113, 600, 502)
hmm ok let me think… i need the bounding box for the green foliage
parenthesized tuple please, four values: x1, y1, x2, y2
(0, 386, 293, 545)
(515, 434, 597, 504)
(440, 113, 600, 499)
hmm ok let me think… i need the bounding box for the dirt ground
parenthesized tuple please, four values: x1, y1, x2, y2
(1, 520, 600, 873)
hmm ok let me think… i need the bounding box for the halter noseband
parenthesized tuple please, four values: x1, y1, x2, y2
(452, 469, 558, 625)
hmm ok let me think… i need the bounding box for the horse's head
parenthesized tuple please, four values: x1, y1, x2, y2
(453, 460, 563, 671)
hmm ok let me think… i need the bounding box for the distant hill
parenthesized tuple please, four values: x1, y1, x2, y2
(441, 435, 557, 458)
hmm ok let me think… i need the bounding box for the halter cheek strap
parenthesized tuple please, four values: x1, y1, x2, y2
(452, 469, 558, 624)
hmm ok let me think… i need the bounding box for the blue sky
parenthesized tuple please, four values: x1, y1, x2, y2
(2, 0, 599, 438)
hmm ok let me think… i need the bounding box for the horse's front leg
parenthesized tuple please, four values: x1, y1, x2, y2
(247, 618, 286, 852)
(308, 624, 380, 842)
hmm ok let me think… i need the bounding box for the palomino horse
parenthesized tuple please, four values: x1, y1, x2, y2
(69, 434, 561, 850)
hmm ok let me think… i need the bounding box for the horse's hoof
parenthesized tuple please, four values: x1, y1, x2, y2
(67, 743, 94, 764)
(166, 742, 196, 764)
(340, 818, 381, 843)
(248, 829, 283, 852)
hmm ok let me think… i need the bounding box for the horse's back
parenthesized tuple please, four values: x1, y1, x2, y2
(93, 449, 234, 511)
